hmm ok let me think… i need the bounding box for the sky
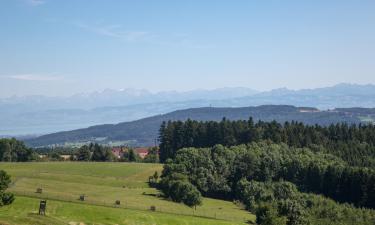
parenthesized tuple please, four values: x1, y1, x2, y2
(0, 0, 374, 97)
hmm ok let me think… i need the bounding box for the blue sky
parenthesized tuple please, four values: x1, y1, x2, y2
(0, 0, 374, 97)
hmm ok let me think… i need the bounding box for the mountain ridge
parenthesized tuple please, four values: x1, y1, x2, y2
(25, 105, 375, 148)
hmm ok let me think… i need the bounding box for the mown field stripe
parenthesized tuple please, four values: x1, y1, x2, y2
(13, 194, 244, 224)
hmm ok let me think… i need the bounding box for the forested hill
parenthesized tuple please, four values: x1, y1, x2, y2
(25, 105, 370, 147)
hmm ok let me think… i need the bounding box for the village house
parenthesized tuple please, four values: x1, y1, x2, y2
(133, 147, 149, 159)
(111, 147, 150, 159)
(60, 154, 72, 160)
(111, 147, 124, 159)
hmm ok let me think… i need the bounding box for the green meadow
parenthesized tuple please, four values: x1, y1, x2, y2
(0, 162, 255, 225)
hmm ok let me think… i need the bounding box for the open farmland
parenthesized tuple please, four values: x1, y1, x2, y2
(0, 162, 255, 225)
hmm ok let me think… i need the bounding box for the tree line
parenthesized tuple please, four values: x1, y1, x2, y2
(0, 138, 159, 163)
(159, 143, 375, 225)
(74, 144, 158, 163)
(159, 118, 375, 167)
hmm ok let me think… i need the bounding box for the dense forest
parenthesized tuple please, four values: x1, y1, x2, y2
(159, 118, 375, 166)
(158, 119, 375, 225)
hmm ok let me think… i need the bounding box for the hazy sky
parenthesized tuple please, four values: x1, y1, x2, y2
(0, 0, 374, 97)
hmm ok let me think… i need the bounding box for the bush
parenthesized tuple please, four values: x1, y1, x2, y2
(0, 192, 14, 206)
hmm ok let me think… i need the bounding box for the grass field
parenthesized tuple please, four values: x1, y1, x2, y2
(0, 162, 255, 225)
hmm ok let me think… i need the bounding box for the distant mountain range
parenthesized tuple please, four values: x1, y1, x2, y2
(0, 87, 259, 110)
(25, 105, 375, 147)
(3, 83, 375, 136)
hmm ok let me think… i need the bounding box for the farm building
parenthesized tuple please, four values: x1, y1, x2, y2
(111, 147, 125, 159)
(38, 154, 72, 160)
(60, 154, 72, 160)
(111, 147, 150, 159)
(133, 148, 149, 159)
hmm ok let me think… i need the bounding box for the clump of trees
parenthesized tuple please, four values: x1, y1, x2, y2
(238, 180, 310, 225)
(76, 145, 91, 161)
(143, 147, 159, 163)
(34, 146, 77, 155)
(91, 143, 115, 161)
(159, 162, 202, 208)
(239, 179, 375, 225)
(0, 170, 14, 206)
(74, 144, 158, 163)
(74, 143, 114, 161)
(121, 148, 139, 162)
(0, 138, 36, 162)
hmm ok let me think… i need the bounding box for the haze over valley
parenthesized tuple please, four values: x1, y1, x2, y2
(2, 83, 375, 136)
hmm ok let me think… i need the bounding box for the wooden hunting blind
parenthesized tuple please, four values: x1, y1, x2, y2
(39, 200, 47, 215)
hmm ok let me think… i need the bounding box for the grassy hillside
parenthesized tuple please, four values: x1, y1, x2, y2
(0, 197, 249, 225)
(26, 105, 368, 147)
(0, 162, 254, 225)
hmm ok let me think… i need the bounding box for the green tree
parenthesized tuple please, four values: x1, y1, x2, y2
(0, 170, 14, 206)
(278, 199, 309, 225)
(0, 138, 35, 162)
(47, 152, 63, 161)
(184, 183, 202, 208)
(143, 147, 159, 163)
(103, 148, 115, 161)
(128, 149, 136, 162)
(77, 145, 91, 161)
(256, 203, 287, 225)
(168, 180, 202, 208)
(91, 143, 104, 161)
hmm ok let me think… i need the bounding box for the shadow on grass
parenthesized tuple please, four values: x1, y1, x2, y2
(142, 192, 164, 198)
